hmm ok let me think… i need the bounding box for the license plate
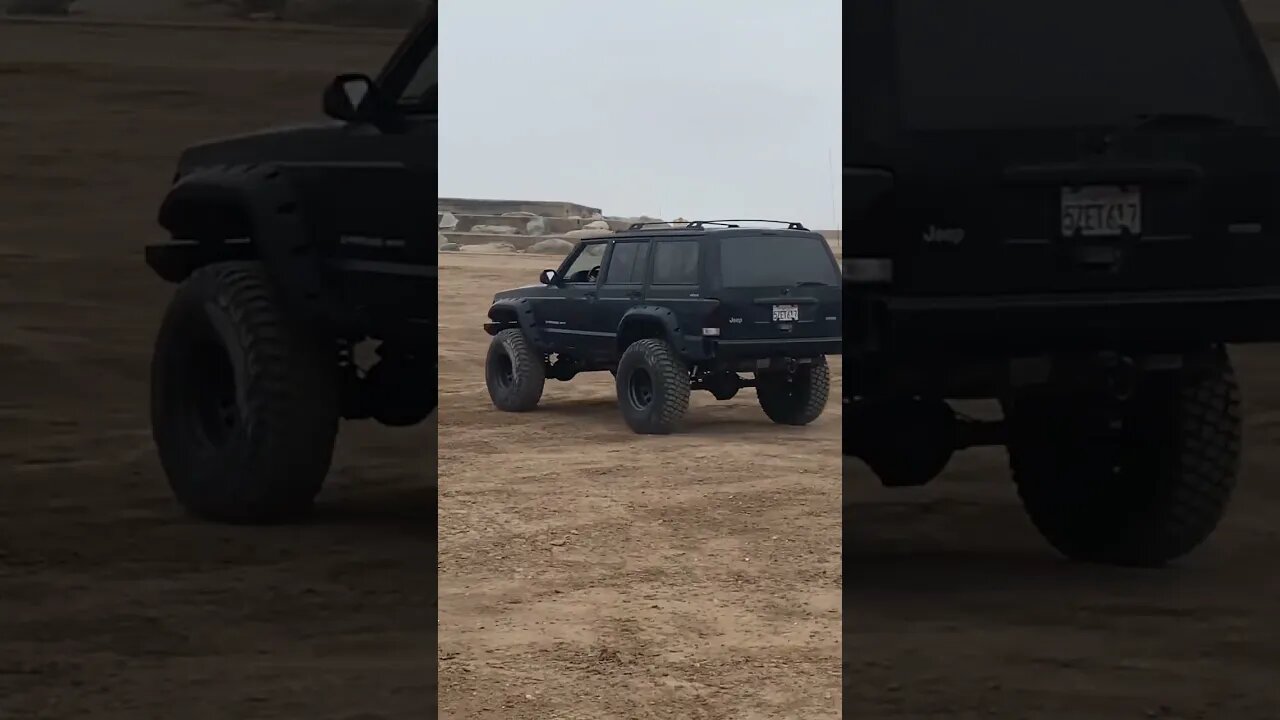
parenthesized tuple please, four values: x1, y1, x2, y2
(772, 304, 799, 322)
(1061, 185, 1142, 237)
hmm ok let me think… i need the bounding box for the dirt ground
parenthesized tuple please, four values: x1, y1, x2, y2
(845, 346, 1280, 719)
(435, 251, 842, 719)
(6, 11, 1280, 720)
(0, 19, 437, 720)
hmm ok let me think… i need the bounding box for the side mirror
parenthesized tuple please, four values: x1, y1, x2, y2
(540, 269, 558, 285)
(323, 73, 385, 122)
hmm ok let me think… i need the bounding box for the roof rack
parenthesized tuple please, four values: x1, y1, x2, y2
(624, 221, 686, 230)
(625, 219, 810, 231)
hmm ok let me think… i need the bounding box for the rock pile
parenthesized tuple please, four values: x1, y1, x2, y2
(437, 199, 670, 256)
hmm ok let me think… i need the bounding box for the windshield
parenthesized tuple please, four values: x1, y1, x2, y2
(398, 46, 436, 113)
(720, 235, 838, 288)
(896, 0, 1278, 130)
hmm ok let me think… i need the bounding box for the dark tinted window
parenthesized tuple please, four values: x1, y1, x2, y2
(652, 241, 699, 285)
(604, 241, 650, 284)
(896, 0, 1274, 129)
(720, 235, 838, 288)
(398, 48, 436, 113)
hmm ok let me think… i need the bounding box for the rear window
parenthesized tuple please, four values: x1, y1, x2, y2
(652, 241, 700, 285)
(719, 235, 838, 288)
(896, 0, 1275, 130)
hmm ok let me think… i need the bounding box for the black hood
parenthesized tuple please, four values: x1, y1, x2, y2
(175, 121, 348, 173)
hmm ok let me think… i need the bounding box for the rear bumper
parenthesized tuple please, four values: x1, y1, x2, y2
(859, 285, 1280, 352)
(710, 335, 842, 360)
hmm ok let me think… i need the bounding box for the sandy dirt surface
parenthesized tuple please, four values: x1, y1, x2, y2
(845, 348, 1280, 719)
(0, 19, 437, 720)
(7, 10, 1280, 720)
(436, 251, 842, 718)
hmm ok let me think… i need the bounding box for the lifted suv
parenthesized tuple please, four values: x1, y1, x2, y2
(483, 220, 841, 433)
(846, 0, 1280, 565)
(144, 17, 435, 523)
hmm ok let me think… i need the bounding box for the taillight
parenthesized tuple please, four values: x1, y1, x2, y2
(844, 257, 893, 285)
(702, 299, 724, 336)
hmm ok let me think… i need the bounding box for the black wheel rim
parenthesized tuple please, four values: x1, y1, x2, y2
(627, 368, 654, 410)
(184, 337, 239, 448)
(491, 349, 515, 389)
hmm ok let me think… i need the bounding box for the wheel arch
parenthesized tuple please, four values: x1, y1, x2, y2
(617, 307, 684, 354)
(148, 165, 339, 330)
(485, 298, 543, 346)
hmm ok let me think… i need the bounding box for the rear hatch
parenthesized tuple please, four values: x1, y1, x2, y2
(862, 0, 1280, 296)
(711, 232, 841, 340)
(890, 131, 1280, 295)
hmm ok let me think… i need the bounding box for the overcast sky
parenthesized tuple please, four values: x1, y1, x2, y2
(438, 1, 842, 229)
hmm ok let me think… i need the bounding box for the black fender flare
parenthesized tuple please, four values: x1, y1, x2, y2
(153, 164, 338, 328)
(485, 298, 545, 348)
(617, 306, 690, 355)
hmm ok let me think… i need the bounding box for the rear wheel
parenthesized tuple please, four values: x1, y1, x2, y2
(756, 357, 830, 426)
(616, 339, 690, 434)
(485, 328, 545, 411)
(1006, 350, 1241, 567)
(150, 261, 339, 524)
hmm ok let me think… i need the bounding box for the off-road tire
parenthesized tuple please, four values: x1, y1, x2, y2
(485, 329, 545, 412)
(616, 338, 690, 434)
(756, 357, 830, 426)
(1006, 351, 1242, 567)
(150, 261, 339, 524)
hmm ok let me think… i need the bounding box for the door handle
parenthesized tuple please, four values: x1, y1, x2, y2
(584, 292, 597, 299)
(627, 291, 643, 300)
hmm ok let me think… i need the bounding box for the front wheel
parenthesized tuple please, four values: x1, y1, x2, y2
(1006, 350, 1242, 567)
(150, 261, 339, 524)
(756, 357, 830, 426)
(616, 339, 690, 434)
(485, 329, 545, 412)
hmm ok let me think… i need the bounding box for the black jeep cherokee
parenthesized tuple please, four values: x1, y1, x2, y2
(846, 0, 1280, 565)
(144, 15, 435, 523)
(483, 221, 842, 434)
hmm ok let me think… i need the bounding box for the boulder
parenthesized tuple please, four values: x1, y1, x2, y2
(462, 242, 516, 254)
(439, 242, 461, 252)
(563, 228, 612, 240)
(438, 211, 459, 230)
(583, 220, 611, 231)
(437, 232, 450, 249)
(528, 238, 575, 255)
(525, 216, 548, 236)
(502, 211, 539, 217)
(471, 224, 519, 235)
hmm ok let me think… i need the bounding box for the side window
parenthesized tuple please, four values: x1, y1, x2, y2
(603, 241, 650, 285)
(561, 243, 607, 284)
(651, 241, 699, 285)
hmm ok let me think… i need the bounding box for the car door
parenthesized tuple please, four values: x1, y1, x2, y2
(294, 14, 436, 331)
(644, 237, 704, 340)
(536, 241, 608, 355)
(596, 238, 653, 356)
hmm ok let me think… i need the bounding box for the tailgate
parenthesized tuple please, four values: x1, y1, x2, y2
(716, 284, 841, 341)
(891, 136, 1280, 295)
(712, 233, 841, 341)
